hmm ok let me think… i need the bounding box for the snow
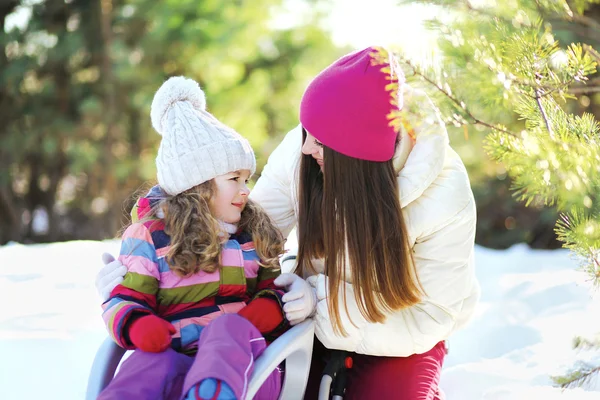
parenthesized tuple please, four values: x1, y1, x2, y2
(1, 240, 599, 399)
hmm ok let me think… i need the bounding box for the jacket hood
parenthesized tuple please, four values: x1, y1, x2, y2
(130, 185, 167, 223)
(393, 85, 449, 208)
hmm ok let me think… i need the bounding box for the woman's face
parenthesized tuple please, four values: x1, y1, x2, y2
(301, 130, 324, 169)
(210, 169, 251, 224)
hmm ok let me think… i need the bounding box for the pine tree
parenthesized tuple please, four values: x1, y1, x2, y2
(399, 0, 600, 389)
(0, 0, 338, 243)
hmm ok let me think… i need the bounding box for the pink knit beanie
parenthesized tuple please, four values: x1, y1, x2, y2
(299, 46, 405, 162)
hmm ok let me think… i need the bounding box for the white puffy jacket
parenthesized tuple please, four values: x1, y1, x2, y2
(250, 85, 480, 357)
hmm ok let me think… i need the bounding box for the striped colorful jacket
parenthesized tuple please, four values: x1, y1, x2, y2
(102, 191, 287, 354)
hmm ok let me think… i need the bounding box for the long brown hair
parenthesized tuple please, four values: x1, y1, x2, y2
(136, 181, 284, 276)
(296, 129, 422, 335)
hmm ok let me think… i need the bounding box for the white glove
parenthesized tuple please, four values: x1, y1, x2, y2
(274, 273, 317, 326)
(306, 274, 326, 301)
(96, 253, 127, 301)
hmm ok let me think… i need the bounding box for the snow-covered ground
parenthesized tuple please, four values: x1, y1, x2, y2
(1, 240, 599, 399)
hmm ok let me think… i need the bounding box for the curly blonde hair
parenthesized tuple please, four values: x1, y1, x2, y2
(155, 181, 284, 277)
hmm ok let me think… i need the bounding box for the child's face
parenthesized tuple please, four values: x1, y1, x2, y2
(210, 169, 252, 224)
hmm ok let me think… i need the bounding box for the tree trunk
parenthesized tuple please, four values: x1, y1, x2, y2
(98, 0, 120, 236)
(0, 1, 21, 244)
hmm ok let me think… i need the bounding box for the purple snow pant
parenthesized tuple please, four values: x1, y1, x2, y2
(98, 314, 281, 400)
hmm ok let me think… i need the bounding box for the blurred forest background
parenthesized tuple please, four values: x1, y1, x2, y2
(0, 0, 598, 253)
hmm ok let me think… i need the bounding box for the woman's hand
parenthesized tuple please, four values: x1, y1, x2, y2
(274, 273, 317, 325)
(96, 253, 127, 301)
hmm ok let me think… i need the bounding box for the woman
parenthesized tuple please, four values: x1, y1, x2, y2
(97, 46, 479, 399)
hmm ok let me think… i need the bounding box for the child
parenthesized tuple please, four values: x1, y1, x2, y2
(99, 77, 290, 400)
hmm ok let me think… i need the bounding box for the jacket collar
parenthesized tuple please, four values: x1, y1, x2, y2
(394, 85, 448, 208)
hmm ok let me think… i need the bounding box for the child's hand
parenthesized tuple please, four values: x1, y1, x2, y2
(238, 297, 284, 334)
(96, 253, 127, 301)
(129, 315, 176, 352)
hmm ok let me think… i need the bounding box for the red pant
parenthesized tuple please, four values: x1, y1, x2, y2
(305, 339, 447, 400)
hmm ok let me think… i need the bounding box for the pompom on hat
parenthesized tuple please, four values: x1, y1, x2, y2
(150, 76, 256, 195)
(299, 46, 405, 162)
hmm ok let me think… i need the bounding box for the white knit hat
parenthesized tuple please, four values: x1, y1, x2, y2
(150, 76, 256, 195)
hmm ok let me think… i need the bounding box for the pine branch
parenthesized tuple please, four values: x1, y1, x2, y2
(572, 334, 600, 350)
(583, 44, 600, 64)
(552, 363, 600, 389)
(535, 87, 555, 138)
(563, 1, 600, 32)
(549, 19, 600, 42)
(569, 85, 600, 93)
(401, 59, 518, 137)
(495, 69, 579, 100)
(503, 75, 566, 100)
(462, 0, 519, 25)
(556, 212, 600, 287)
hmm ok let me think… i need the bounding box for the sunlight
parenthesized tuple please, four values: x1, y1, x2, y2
(323, 0, 441, 65)
(270, 0, 442, 66)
